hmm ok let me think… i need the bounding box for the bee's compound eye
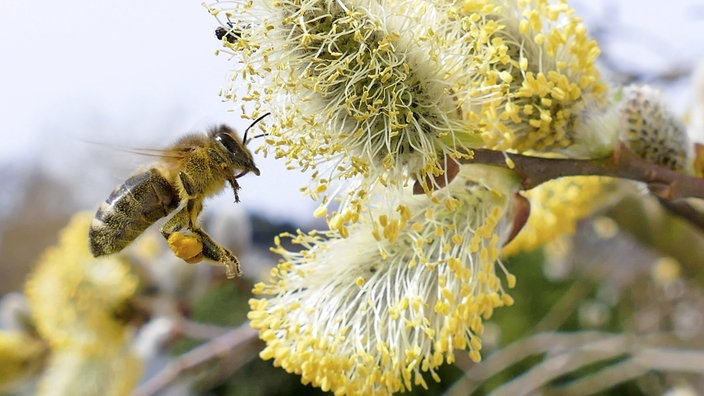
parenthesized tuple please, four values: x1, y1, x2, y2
(215, 133, 240, 154)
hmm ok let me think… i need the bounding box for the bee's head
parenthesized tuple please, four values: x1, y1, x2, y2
(212, 126, 260, 176)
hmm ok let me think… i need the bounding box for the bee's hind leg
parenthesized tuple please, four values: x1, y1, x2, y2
(161, 207, 204, 264)
(161, 206, 189, 236)
(190, 228, 243, 279)
(160, 200, 243, 279)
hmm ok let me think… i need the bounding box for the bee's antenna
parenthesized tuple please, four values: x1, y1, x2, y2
(243, 112, 271, 144)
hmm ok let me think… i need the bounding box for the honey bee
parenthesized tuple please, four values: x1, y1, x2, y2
(215, 22, 250, 44)
(89, 119, 265, 278)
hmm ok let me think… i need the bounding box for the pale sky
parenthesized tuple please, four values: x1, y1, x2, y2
(0, 1, 317, 223)
(0, 1, 703, 224)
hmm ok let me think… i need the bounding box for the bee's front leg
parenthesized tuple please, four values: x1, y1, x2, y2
(227, 175, 241, 203)
(177, 171, 207, 227)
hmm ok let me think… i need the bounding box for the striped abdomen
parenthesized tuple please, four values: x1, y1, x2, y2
(89, 168, 179, 256)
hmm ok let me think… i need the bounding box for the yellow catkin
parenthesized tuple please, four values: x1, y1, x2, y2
(25, 213, 139, 353)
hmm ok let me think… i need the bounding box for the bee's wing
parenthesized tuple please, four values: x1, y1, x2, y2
(79, 140, 188, 160)
(127, 147, 189, 160)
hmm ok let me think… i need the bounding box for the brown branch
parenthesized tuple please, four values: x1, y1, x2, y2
(549, 348, 704, 396)
(655, 197, 704, 233)
(488, 335, 631, 396)
(445, 332, 608, 396)
(447, 332, 701, 396)
(461, 143, 704, 201)
(133, 322, 261, 396)
(172, 317, 233, 340)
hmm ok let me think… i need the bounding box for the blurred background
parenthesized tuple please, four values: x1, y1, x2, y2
(1, 1, 704, 395)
